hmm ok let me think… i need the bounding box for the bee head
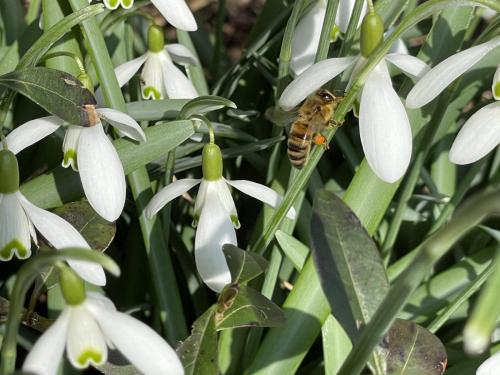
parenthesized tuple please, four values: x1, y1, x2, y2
(318, 90, 334, 104)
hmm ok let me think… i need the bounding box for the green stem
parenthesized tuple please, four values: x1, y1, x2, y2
(338, 189, 500, 375)
(314, 0, 340, 63)
(0, 249, 118, 375)
(67, 0, 187, 342)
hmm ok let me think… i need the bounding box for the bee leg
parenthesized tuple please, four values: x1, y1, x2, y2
(328, 119, 345, 128)
(313, 134, 329, 150)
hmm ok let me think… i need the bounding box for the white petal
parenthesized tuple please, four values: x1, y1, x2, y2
(62, 126, 81, 171)
(145, 178, 201, 218)
(96, 108, 146, 142)
(17, 192, 107, 286)
(290, 0, 326, 76)
(336, 0, 366, 33)
(194, 179, 209, 222)
(141, 52, 166, 100)
(407, 36, 500, 108)
(385, 53, 429, 79)
(0, 193, 31, 261)
(214, 179, 239, 227)
(161, 56, 198, 99)
(389, 38, 409, 55)
(195, 186, 235, 292)
(85, 299, 184, 375)
(114, 54, 148, 88)
(225, 179, 296, 220)
(166, 44, 199, 66)
(66, 306, 107, 369)
(22, 307, 70, 375)
(359, 61, 412, 183)
(279, 57, 356, 109)
(77, 124, 126, 222)
(4, 116, 63, 155)
(477, 352, 500, 375)
(492, 64, 500, 100)
(151, 0, 197, 31)
(449, 102, 500, 165)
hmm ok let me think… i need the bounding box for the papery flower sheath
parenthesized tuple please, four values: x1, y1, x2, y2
(0, 141, 105, 286)
(110, 25, 198, 100)
(22, 292, 183, 375)
(98, 0, 197, 31)
(282, 11, 429, 183)
(10, 106, 145, 222)
(406, 36, 500, 165)
(145, 143, 296, 292)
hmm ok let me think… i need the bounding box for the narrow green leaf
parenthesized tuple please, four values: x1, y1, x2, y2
(311, 189, 389, 339)
(177, 306, 218, 375)
(275, 230, 308, 271)
(215, 285, 285, 330)
(223, 244, 268, 284)
(0, 68, 95, 126)
(52, 201, 116, 252)
(382, 319, 447, 375)
(178, 95, 237, 120)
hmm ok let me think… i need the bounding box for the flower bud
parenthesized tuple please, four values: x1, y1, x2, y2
(148, 24, 165, 53)
(360, 12, 384, 57)
(59, 266, 86, 306)
(202, 143, 223, 181)
(0, 150, 19, 194)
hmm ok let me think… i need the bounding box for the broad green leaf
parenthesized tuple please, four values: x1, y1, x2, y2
(177, 306, 218, 375)
(275, 230, 308, 271)
(223, 244, 268, 284)
(311, 189, 389, 340)
(20, 120, 195, 209)
(127, 99, 189, 121)
(53, 201, 116, 252)
(0, 43, 19, 75)
(215, 285, 285, 330)
(382, 319, 447, 375)
(0, 68, 96, 126)
(178, 95, 236, 120)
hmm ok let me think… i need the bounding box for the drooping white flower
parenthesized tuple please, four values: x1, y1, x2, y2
(476, 351, 500, 375)
(406, 36, 500, 165)
(282, 12, 429, 183)
(0, 144, 105, 286)
(111, 24, 198, 100)
(11, 107, 146, 222)
(22, 292, 184, 375)
(145, 143, 296, 292)
(98, 0, 197, 31)
(291, 0, 367, 75)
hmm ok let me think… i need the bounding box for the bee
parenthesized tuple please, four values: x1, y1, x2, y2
(267, 90, 342, 169)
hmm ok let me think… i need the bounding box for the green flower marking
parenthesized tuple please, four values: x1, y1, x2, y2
(77, 349, 103, 367)
(0, 240, 28, 260)
(143, 86, 162, 100)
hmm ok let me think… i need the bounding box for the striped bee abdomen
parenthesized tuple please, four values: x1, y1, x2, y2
(287, 119, 312, 169)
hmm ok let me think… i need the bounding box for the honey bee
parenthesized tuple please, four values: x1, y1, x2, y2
(286, 90, 341, 168)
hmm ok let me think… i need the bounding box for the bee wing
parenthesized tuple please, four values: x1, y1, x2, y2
(265, 106, 299, 127)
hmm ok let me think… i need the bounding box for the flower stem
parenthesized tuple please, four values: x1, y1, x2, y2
(367, 0, 375, 13)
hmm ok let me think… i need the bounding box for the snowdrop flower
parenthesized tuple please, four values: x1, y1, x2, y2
(23, 268, 183, 375)
(476, 351, 500, 375)
(291, 0, 367, 75)
(281, 10, 429, 183)
(145, 141, 296, 292)
(406, 36, 500, 165)
(0, 141, 105, 285)
(111, 24, 198, 100)
(12, 95, 146, 222)
(98, 0, 197, 31)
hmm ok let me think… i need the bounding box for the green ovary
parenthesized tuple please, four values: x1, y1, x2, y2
(143, 86, 162, 100)
(0, 240, 28, 260)
(77, 349, 104, 367)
